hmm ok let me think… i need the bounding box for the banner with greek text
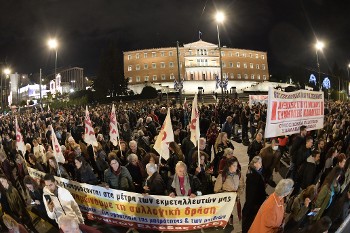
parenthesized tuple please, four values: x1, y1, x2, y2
(265, 87, 324, 138)
(28, 168, 236, 231)
(248, 95, 268, 107)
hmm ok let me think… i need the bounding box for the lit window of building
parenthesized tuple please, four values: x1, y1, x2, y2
(257, 74, 261, 80)
(244, 63, 247, 69)
(144, 64, 148, 69)
(255, 54, 259, 59)
(244, 74, 248, 79)
(169, 51, 173, 56)
(136, 64, 140, 70)
(222, 62, 226, 67)
(128, 55, 132, 60)
(229, 62, 233, 67)
(152, 63, 156, 69)
(230, 73, 234, 79)
(237, 62, 240, 68)
(136, 53, 140, 59)
(242, 53, 246, 57)
(145, 76, 149, 81)
(152, 52, 156, 57)
(256, 64, 259, 69)
(169, 62, 174, 68)
(249, 53, 252, 58)
(251, 74, 255, 79)
(262, 64, 266, 70)
(153, 75, 157, 81)
(128, 65, 132, 71)
(236, 52, 239, 57)
(170, 73, 175, 79)
(160, 62, 165, 68)
(250, 63, 254, 68)
(129, 77, 132, 83)
(263, 75, 267, 80)
(261, 55, 265, 59)
(160, 51, 165, 57)
(144, 53, 147, 58)
(161, 74, 166, 80)
(237, 74, 241, 79)
(136, 76, 140, 82)
(221, 51, 225, 56)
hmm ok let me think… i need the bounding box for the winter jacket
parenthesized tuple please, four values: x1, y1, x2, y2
(298, 156, 319, 189)
(75, 164, 98, 185)
(146, 172, 166, 195)
(214, 172, 245, 197)
(104, 166, 134, 191)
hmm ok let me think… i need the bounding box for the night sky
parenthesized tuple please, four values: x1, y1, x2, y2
(0, 0, 349, 79)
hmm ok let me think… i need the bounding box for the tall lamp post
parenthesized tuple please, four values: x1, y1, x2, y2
(48, 39, 58, 78)
(315, 41, 324, 90)
(2, 68, 11, 112)
(215, 11, 225, 102)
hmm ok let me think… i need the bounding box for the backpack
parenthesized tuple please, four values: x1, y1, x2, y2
(285, 195, 297, 213)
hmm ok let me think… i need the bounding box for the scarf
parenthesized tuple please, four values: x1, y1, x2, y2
(112, 166, 122, 176)
(172, 174, 191, 196)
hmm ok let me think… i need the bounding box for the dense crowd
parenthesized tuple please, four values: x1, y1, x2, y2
(0, 97, 348, 233)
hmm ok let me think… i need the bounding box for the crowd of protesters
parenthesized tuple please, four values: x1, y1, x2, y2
(0, 97, 348, 232)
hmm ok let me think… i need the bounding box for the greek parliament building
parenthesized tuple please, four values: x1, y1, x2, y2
(123, 40, 269, 94)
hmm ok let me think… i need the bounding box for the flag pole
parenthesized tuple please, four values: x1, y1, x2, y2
(51, 125, 62, 177)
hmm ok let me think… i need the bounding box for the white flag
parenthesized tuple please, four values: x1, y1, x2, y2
(50, 125, 65, 163)
(153, 108, 174, 160)
(183, 97, 188, 109)
(190, 93, 200, 146)
(109, 104, 120, 146)
(15, 117, 26, 156)
(84, 106, 97, 145)
(48, 104, 50, 112)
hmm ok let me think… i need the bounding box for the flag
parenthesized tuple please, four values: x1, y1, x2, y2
(153, 108, 174, 160)
(210, 145, 215, 163)
(84, 106, 97, 145)
(15, 117, 26, 156)
(48, 104, 50, 112)
(183, 97, 188, 109)
(199, 31, 203, 40)
(50, 125, 65, 163)
(109, 104, 120, 146)
(190, 94, 200, 146)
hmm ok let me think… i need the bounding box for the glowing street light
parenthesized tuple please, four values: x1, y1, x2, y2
(1, 68, 11, 111)
(215, 11, 225, 102)
(315, 40, 325, 90)
(215, 12, 225, 24)
(48, 39, 58, 50)
(315, 41, 325, 51)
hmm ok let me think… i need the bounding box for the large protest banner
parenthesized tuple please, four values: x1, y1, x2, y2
(265, 87, 324, 138)
(28, 168, 236, 231)
(249, 95, 268, 106)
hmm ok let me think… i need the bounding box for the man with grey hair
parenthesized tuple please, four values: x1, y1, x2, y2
(144, 163, 165, 195)
(58, 215, 102, 233)
(249, 179, 294, 233)
(126, 140, 146, 161)
(145, 116, 157, 139)
(187, 137, 209, 166)
(247, 133, 264, 163)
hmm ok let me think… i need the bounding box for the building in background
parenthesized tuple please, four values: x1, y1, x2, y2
(123, 40, 269, 94)
(46, 67, 85, 92)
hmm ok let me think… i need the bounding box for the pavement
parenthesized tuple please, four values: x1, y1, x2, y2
(23, 140, 284, 233)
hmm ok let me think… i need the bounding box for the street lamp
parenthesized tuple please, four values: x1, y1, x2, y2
(315, 41, 324, 90)
(2, 68, 11, 112)
(215, 11, 225, 102)
(47, 38, 58, 78)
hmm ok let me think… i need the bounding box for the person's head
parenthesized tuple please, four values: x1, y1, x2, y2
(300, 125, 307, 137)
(15, 153, 24, 164)
(23, 175, 39, 192)
(129, 140, 138, 151)
(275, 179, 294, 198)
(250, 156, 262, 171)
(336, 153, 347, 168)
(303, 184, 317, 201)
(210, 122, 217, 130)
(48, 157, 57, 169)
(2, 214, 19, 231)
(220, 132, 228, 143)
(108, 155, 121, 172)
(146, 117, 152, 123)
(74, 156, 85, 169)
(0, 175, 9, 189)
(175, 161, 187, 177)
(58, 215, 80, 233)
(224, 157, 239, 174)
(326, 147, 338, 159)
(323, 166, 343, 188)
(119, 141, 127, 151)
(255, 133, 263, 143)
(44, 174, 57, 193)
(127, 153, 138, 166)
(312, 150, 321, 162)
(146, 163, 158, 177)
(33, 139, 38, 146)
(317, 139, 325, 150)
(28, 153, 37, 164)
(271, 138, 279, 150)
(305, 136, 313, 149)
(224, 148, 234, 159)
(25, 143, 32, 151)
(199, 138, 206, 150)
(226, 116, 232, 123)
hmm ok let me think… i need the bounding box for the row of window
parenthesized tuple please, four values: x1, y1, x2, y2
(127, 61, 266, 71)
(129, 73, 267, 82)
(127, 51, 266, 60)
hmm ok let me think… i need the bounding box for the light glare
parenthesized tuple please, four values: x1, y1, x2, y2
(215, 12, 225, 23)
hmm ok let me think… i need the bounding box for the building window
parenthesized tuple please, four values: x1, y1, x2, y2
(160, 62, 165, 68)
(262, 64, 266, 70)
(261, 55, 265, 59)
(229, 62, 233, 67)
(229, 52, 233, 57)
(136, 64, 140, 70)
(152, 63, 156, 69)
(136, 76, 140, 82)
(249, 53, 252, 58)
(263, 75, 267, 80)
(250, 63, 254, 68)
(145, 76, 149, 81)
(257, 74, 261, 80)
(244, 63, 247, 69)
(170, 73, 175, 79)
(244, 74, 248, 79)
(251, 74, 255, 79)
(161, 74, 166, 80)
(136, 53, 140, 59)
(255, 54, 259, 59)
(169, 62, 174, 68)
(230, 73, 234, 79)
(128, 55, 132, 60)
(236, 52, 239, 57)
(222, 62, 226, 67)
(237, 62, 240, 68)
(144, 53, 147, 58)
(152, 52, 156, 57)
(144, 64, 148, 69)
(160, 51, 165, 57)
(152, 75, 157, 81)
(242, 53, 246, 57)
(221, 51, 225, 56)
(128, 65, 132, 71)
(128, 77, 132, 83)
(237, 74, 241, 79)
(169, 51, 173, 56)
(256, 64, 259, 69)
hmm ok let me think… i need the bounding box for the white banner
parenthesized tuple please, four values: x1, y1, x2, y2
(249, 95, 268, 107)
(109, 104, 120, 147)
(50, 125, 65, 163)
(265, 87, 324, 138)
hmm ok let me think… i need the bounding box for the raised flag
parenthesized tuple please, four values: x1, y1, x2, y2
(183, 97, 188, 109)
(109, 104, 120, 146)
(190, 94, 200, 146)
(15, 117, 26, 156)
(153, 108, 174, 160)
(84, 106, 97, 145)
(50, 125, 65, 163)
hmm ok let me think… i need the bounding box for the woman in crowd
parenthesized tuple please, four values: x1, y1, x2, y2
(144, 163, 165, 195)
(213, 132, 234, 176)
(114, 140, 128, 166)
(206, 122, 219, 152)
(48, 157, 71, 179)
(15, 153, 29, 194)
(24, 143, 32, 166)
(104, 155, 134, 191)
(74, 156, 98, 185)
(2, 214, 28, 233)
(28, 153, 45, 172)
(167, 142, 184, 175)
(249, 179, 294, 233)
(242, 156, 266, 233)
(218, 148, 241, 174)
(190, 151, 213, 195)
(125, 154, 147, 193)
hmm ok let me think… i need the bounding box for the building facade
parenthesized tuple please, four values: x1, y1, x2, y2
(46, 67, 85, 91)
(123, 40, 269, 94)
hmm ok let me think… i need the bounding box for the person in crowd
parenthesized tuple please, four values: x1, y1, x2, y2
(113, 140, 128, 165)
(181, 127, 195, 162)
(300, 216, 332, 233)
(144, 163, 165, 195)
(24, 143, 33, 166)
(93, 142, 107, 163)
(250, 113, 260, 139)
(58, 215, 102, 233)
(247, 133, 264, 162)
(104, 154, 134, 191)
(74, 156, 98, 185)
(43, 174, 84, 224)
(190, 151, 213, 195)
(15, 152, 29, 195)
(213, 133, 234, 175)
(167, 142, 184, 175)
(218, 148, 240, 174)
(2, 214, 29, 233)
(249, 179, 294, 233)
(295, 150, 321, 193)
(28, 153, 45, 172)
(168, 161, 201, 198)
(121, 123, 132, 143)
(126, 140, 147, 162)
(48, 157, 71, 179)
(145, 117, 157, 139)
(277, 135, 288, 158)
(206, 122, 219, 152)
(125, 154, 146, 193)
(137, 129, 150, 152)
(221, 116, 233, 139)
(258, 138, 281, 187)
(327, 187, 350, 231)
(242, 156, 266, 233)
(0, 175, 38, 233)
(241, 106, 250, 141)
(32, 138, 46, 167)
(284, 185, 317, 232)
(0, 151, 16, 185)
(187, 137, 208, 167)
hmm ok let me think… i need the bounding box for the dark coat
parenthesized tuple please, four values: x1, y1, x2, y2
(104, 166, 134, 191)
(76, 164, 98, 185)
(298, 156, 318, 189)
(146, 172, 166, 195)
(247, 140, 264, 160)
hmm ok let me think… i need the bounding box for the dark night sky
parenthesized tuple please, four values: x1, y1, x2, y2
(0, 0, 349, 79)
